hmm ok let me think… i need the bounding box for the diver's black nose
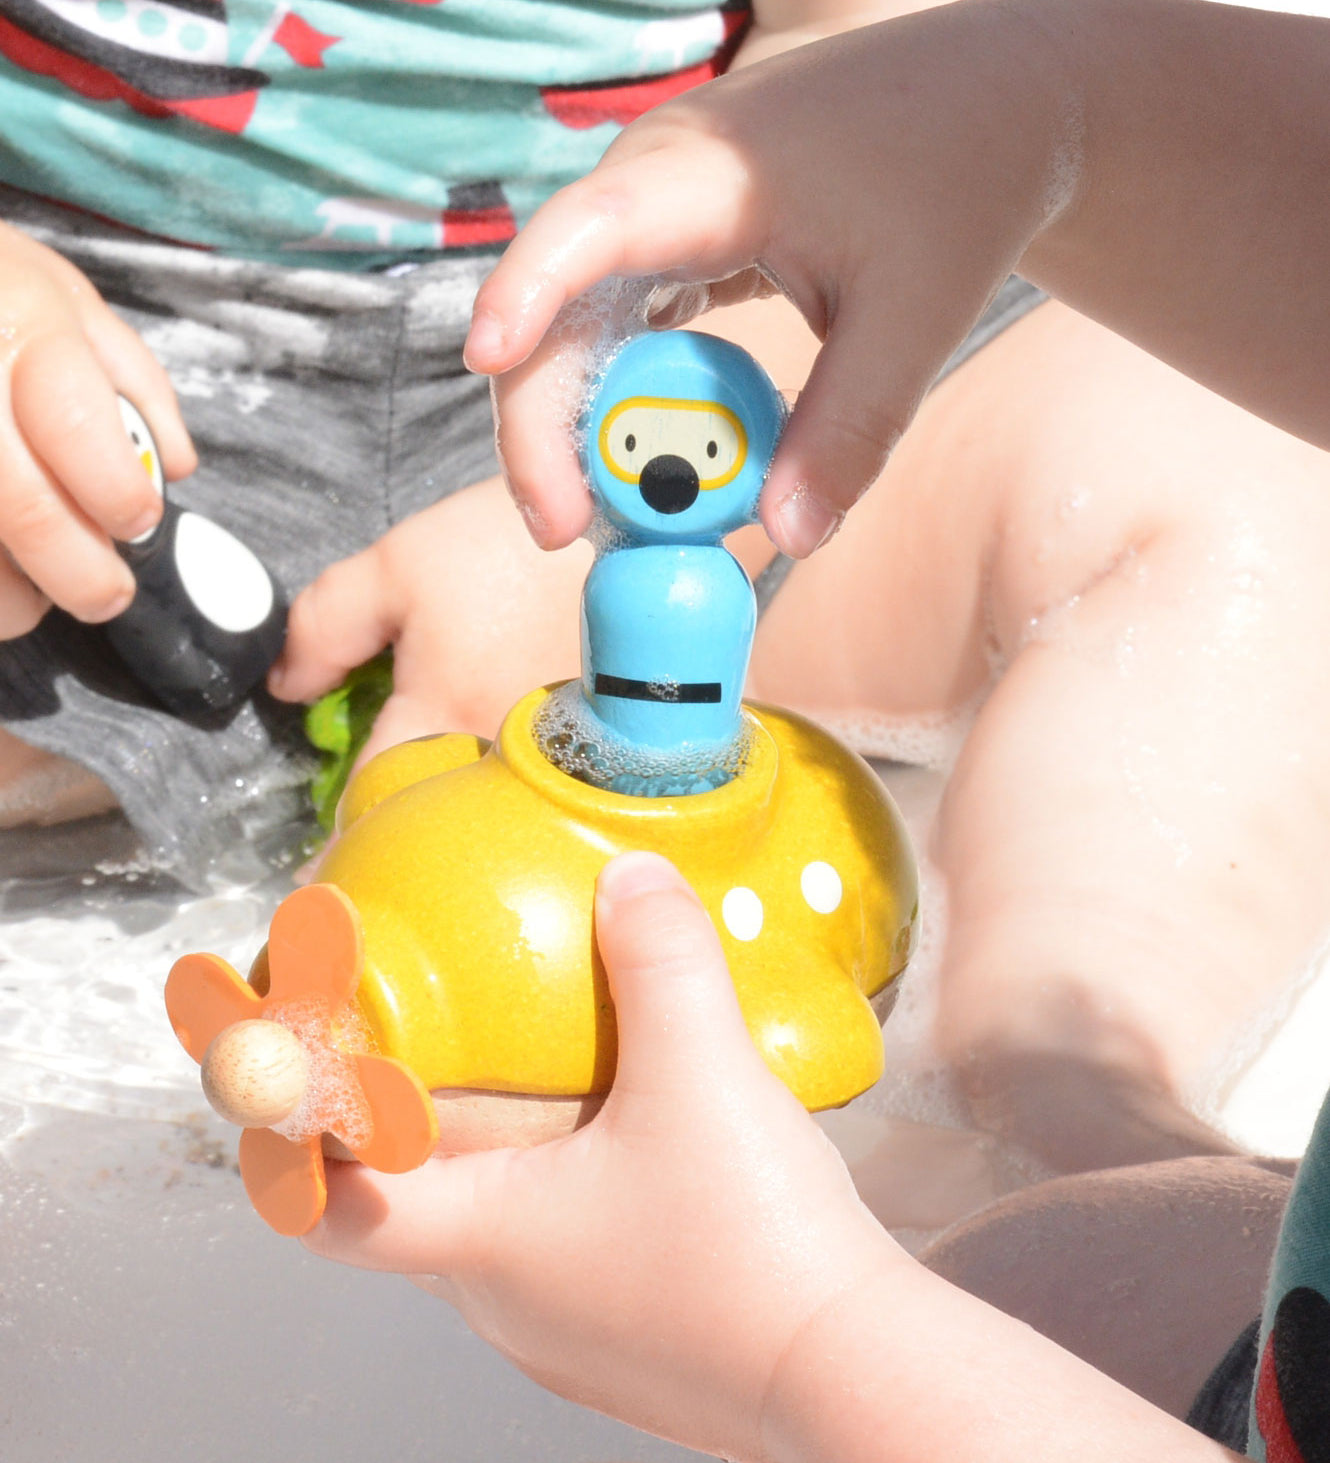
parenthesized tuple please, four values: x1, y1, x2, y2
(638, 454, 699, 515)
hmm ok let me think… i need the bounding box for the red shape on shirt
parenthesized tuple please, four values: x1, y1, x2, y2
(442, 202, 517, 248)
(272, 13, 340, 69)
(1257, 1325, 1309, 1463)
(540, 58, 713, 131)
(166, 91, 260, 133)
(539, 10, 749, 131)
(0, 13, 165, 114)
(0, 14, 258, 133)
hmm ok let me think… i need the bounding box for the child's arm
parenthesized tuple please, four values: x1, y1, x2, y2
(308, 852, 1241, 1463)
(268, 475, 591, 757)
(468, 0, 1330, 557)
(0, 220, 194, 635)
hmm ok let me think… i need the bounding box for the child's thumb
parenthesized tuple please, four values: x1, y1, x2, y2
(593, 852, 765, 1094)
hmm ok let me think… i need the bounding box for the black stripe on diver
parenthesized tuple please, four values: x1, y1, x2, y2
(594, 674, 722, 704)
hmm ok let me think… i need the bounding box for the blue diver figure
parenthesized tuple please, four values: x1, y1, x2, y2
(543, 329, 786, 795)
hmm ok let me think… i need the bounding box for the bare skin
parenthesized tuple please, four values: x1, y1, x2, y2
(0, 220, 194, 828)
(920, 1155, 1294, 1419)
(432, 0, 1330, 1179)
(0, 726, 117, 827)
(742, 288, 1330, 1176)
(283, 281, 1330, 1183)
(309, 852, 1248, 1463)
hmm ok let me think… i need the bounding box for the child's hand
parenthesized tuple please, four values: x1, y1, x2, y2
(306, 851, 901, 1461)
(465, 2, 1066, 556)
(0, 221, 195, 637)
(307, 852, 1242, 1463)
(467, 0, 1330, 557)
(268, 477, 592, 759)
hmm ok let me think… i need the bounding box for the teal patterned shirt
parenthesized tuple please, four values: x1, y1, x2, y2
(1248, 1084, 1330, 1458)
(0, 0, 747, 265)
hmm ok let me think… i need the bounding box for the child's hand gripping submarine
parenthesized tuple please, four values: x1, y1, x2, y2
(165, 332, 919, 1236)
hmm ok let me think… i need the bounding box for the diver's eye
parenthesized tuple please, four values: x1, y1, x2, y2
(599, 397, 747, 491)
(116, 395, 165, 497)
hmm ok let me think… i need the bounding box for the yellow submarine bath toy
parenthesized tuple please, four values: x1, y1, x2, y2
(166, 330, 918, 1236)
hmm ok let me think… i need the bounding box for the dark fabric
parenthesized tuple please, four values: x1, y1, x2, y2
(1187, 1318, 1260, 1453)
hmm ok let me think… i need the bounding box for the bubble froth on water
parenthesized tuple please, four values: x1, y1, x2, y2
(534, 680, 752, 797)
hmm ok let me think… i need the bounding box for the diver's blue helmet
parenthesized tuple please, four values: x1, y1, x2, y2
(583, 331, 787, 544)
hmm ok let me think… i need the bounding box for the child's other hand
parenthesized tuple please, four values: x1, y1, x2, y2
(465, 3, 1066, 556)
(0, 221, 196, 637)
(268, 477, 592, 761)
(306, 851, 900, 1461)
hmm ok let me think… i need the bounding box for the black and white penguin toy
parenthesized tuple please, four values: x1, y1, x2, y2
(104, 397, 287, 718)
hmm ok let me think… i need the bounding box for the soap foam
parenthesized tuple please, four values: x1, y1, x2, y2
(810, 701, 981, 772)
(268, 997, 373, 1150)
(540, 275, 662, 468)
(533, 679, 753, 796)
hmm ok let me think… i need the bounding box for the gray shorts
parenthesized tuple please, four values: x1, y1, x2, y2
(0, 188, 1044, 888)
(0, 187, 502, 887)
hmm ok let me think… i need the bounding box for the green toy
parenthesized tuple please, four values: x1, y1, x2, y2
(303, 652, 394, 831)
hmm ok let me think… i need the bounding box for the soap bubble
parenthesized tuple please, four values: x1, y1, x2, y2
(533, 680, 753, 797)
(541, 275, 663, 470)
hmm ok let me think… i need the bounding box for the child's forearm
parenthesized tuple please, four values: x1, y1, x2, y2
(1021, 0, 1330, 450)
(762, 1258, 1242, 1463)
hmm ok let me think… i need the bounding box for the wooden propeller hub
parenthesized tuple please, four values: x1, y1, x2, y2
(201, 1019, 308, 1130)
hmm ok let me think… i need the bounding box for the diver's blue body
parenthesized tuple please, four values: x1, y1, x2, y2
(574, 329, 787, 781)
(582, 541, 755, 751)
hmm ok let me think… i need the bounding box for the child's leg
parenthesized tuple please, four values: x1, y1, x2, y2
(0, 727, 116, 827)
(920, 1155, 1292, 1424)
(737, 293, 1330, 1171)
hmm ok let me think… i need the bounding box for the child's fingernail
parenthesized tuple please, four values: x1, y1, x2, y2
(774, 492, 843, 559)
(464, 311, 505, 371)
(267, 664, 287, 696)
(121, 506, 162, 542)
(101, 583, 135, 620)
(597, 851, 685, 906)
(646, 282, 706, 330)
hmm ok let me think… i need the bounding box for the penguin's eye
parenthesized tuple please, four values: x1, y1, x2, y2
(116, 396, 165, 496)
(599, 398, 747, 491)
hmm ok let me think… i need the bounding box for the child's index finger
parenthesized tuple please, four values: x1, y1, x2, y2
(465, 185, 641, 376)
(491, 350, 594, 550)
(466, 134, 761, 377)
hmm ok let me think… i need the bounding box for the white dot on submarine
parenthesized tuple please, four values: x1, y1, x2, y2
(801, 861, 843, 914)
(722, 887, 763, 942)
